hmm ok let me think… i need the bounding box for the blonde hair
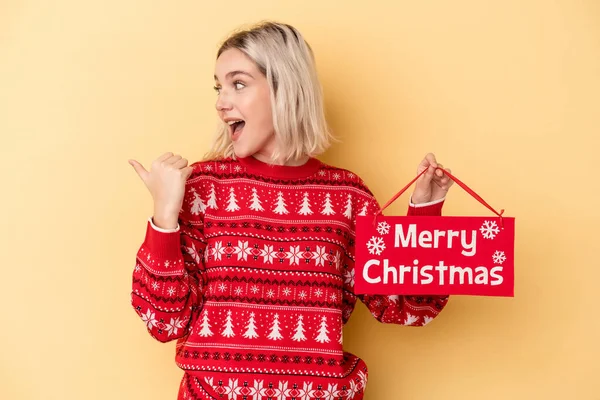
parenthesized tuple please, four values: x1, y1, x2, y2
(203, 21, 335, 164)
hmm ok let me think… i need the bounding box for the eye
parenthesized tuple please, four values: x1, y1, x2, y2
(213, 85, 221, 94)
(234, 81, 246, 90)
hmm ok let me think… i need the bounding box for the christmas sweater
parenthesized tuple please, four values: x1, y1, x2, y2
(131, 156, 449, 400)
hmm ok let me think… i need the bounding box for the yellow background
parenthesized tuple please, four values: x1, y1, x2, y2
(2, 1, 599, 399)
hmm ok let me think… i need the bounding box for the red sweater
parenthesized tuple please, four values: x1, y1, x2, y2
(131, 156, 449, 400)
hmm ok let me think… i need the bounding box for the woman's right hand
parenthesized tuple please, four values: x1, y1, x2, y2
(129, 152, 194, 229)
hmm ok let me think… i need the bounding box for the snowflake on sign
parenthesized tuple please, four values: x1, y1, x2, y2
(376, 221, 390, 235)
(366, 236, 386, 255)
(492, 250, 506, 264)
(480, 220, 500, 239)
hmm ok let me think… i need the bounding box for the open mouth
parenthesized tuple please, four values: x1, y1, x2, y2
(228, 120, 245, 141)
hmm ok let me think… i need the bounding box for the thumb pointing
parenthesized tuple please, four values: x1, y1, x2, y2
(129, 159, 148, 181)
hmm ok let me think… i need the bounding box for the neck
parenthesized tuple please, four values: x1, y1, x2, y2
(237, 153, 321, 179)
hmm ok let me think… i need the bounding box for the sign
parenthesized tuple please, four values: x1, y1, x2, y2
(355, 215, 515, 296)
(354, 168, 515, 297)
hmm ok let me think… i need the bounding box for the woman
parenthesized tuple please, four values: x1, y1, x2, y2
(129, 21, 453, 399)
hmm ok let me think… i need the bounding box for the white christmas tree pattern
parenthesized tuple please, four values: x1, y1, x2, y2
(480, 220, 500, 239)
(315, 316, 331, 343)
(388, 295, 400, 304)
(321, 193, 335, 216)
(404, 313, 419, 326)
(291, 315, 307, 342)
(198, 310, 213, 337)
(343, 194, 352, 219)
(190, 188, 207, 215)
(206, 183, 218, 210)
(492, 250, 507, 264)
(298, 192, 313, 215)
(225, 187, 240, 212)
(367, 236, 386, 255)
(267, 313, 283, 340)
(221, 310, 235, 338)
(376, 221, 390, 235)
(358, 200, 369, 216)
(273, 192, 289, 215)
(248, 187, 264, 211)
(243, 312, 259, 339)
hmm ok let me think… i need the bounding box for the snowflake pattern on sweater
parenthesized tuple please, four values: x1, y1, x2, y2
(131, 156, 449, 400)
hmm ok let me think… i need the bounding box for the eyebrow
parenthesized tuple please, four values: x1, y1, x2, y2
(214, 70, 255, 81)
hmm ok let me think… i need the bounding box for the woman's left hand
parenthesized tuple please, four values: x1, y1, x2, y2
(411, 153, 454, 204)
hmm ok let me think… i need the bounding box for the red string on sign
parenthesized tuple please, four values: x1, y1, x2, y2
(374, 167, 505, 228)
(375, 168, 429, 218)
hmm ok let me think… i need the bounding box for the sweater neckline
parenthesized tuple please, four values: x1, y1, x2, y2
(237, 155, 322, 179)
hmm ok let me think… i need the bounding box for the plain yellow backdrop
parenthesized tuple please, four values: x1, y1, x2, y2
(1, 0, 599, 399)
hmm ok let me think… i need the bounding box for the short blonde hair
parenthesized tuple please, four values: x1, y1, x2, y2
(204, 21, 334, 164)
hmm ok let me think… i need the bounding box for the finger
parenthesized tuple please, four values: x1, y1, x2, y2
(438, 168, 454, 190)
(182, 166, 194, 180)
(432, 176, 444, 188)
(173, 158, 189, 169)
(164, 154, 183, 165)
(439, 179, 450, 191)
(436, 163, 444, 177)
(416, 158, 429, 174)
(420, 165, 435, 184)
(157, 152, 174, 162)
(443, 167, 453, 181)
(425, 153, 438, 169)
(432, 173, 447, 187)
(128, 159, 149, 181)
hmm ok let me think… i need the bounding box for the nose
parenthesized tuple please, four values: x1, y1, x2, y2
(215, 91, 233, 112)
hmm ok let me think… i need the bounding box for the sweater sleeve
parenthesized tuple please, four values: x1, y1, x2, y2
(341, 191, 449, 327)
(130, 190, 207, 342)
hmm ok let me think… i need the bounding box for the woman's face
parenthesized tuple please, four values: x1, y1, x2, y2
(214, 48, 276, 161)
